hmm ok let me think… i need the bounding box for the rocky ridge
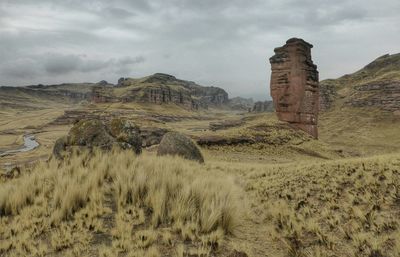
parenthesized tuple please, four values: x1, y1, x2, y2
(93, 73, 229, 110)
(319, 53, 400, 114)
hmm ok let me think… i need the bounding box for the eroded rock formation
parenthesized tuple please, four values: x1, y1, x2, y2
(269, 38, 319, 138)
(92, 73, 229, 110)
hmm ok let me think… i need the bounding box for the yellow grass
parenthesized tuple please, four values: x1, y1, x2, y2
(0, 149, 242, 257)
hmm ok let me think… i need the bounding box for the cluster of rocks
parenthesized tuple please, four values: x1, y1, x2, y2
(53, 118, 142, 159)
(53, 118, 204, 163)
(269, 38, 319, 138)
(92, 73, 229, 110)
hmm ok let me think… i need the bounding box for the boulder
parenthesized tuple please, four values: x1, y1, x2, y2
(108, 118, 142, 154)
(68, 119, 115, 149)
(157, 132, 204, 163)
(269, 38, 319, 138)
(52, 118, 142, 159)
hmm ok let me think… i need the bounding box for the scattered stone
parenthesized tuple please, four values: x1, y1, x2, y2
(269, 38, 319, 138)
(157, 132, 204, 163)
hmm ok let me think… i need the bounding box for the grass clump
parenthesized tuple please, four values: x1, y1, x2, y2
(0, 149, 242, 256)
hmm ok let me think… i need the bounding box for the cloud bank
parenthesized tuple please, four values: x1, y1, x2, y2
(0, 0, 399, 99)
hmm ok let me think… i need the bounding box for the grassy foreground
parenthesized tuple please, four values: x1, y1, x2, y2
(1, 149, 400, 256)
(0, 150, 242, 257)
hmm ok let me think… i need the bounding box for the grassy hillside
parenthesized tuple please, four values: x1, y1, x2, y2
(320, 53, 400, 113)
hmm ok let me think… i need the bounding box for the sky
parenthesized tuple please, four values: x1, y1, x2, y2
(0, 0, 399, 100)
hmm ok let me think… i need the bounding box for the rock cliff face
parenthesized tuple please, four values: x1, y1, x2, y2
(269, 38, 319, 138)
(92, 73, 229, 110)
(319, 53, 400, 114)
(252, 101, 274, 113)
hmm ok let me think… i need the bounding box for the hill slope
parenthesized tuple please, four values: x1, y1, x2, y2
(320, 53, 400, 114)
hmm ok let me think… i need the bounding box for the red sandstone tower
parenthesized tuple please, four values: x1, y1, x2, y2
(269, 38, 319, 138)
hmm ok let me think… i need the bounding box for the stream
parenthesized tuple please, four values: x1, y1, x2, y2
(0, 135, 39, 157)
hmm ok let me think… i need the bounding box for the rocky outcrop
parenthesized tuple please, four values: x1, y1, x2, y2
(319, 53, 400, 113)
(53, 118, 142, 159)
(347, 81, 400, 111)
(269, 38, 319, 138)
(157, 132, 204, 163)
(92, 73, 229, 110)
(252, 101, 274, 113)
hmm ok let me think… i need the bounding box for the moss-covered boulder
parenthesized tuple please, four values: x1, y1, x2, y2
(68, 119, 115, 149)
(157, 132, 204, 163)
(52, 118, 142, 159)
(107, 118, 142, 154)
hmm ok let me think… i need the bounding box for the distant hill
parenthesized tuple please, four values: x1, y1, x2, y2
(320, 53, 400, 114)
(0, 73, 230, 110)
(0, 83, 95, 109)
(93, 73, 229, 110)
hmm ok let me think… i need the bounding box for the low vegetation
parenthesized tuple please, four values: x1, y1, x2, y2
(0, 150, 242, 257)
(242, 153, 400, 256)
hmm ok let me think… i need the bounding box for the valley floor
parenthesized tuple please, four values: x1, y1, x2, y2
(0, 103, 400, 257)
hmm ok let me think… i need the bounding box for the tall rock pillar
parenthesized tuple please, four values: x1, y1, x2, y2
(269, 38, 319, 138)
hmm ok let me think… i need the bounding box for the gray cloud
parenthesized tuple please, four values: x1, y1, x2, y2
(0, 0, 399, 99)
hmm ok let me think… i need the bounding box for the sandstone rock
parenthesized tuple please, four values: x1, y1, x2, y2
(252, 101, 274, 113)
(269, 38, 319, 138)
(157, 132, 204, 163)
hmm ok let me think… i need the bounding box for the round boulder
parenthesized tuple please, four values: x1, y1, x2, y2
(157, 132, 204, 163)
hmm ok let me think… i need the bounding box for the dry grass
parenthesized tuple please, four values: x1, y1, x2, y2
(0, 149, 242, 257)
(241, 153, 400, 257)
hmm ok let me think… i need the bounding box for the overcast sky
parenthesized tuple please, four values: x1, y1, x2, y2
(1, 0, 399, 100)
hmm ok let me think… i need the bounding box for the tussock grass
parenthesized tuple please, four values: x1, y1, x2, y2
(0, 149, 242, 256)
(243, 153, 400, 257)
